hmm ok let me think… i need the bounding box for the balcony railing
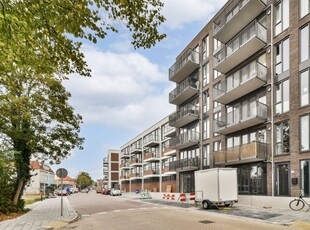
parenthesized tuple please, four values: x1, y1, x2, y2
(120, 162, 131, 169)
(214, 101, 267, 135)
(213, 61, 267, 104)
(144, 134, 159, 147)
(169, 131, 199, 150)
(214, 141, 267, 164)
(169, 157, 199, 171)
(129, 173, 142, 178)
(129, 159, 143, 166)
(169, 104, 199, 128)
(143, 169, 160, 176)
(169, 49, 199, 83)
(143, 152, 160, 161)
(169, 77, 199, 105)
(214, 20, 267, 74)
(213, 0, 267, 43)
(130, 145, 142, 154)
(120, 152, 131, 158)
(161, 148, 176, 157)
(120, 175, 130, 180)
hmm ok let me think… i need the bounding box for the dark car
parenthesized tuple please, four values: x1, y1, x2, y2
(101, 188, 111, 195)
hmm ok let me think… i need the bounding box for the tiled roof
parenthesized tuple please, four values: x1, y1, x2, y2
(30, 161, 55, 173)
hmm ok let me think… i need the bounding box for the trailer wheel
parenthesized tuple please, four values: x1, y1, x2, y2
(202, 200, 210, 209)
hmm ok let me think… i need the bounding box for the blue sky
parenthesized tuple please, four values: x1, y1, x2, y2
(51, 0, 227, 180)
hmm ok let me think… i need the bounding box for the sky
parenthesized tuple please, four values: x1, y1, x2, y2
(51, 0, 228, 180)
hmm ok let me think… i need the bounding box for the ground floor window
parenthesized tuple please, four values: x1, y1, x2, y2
(237, 163, 267, 195)
(301, 160, 310, 197)
(180, 171, 194, 193)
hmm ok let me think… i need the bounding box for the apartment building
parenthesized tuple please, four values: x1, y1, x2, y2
(119, 116, 177, 193)
(103, 149, 120, 189)
(168, 0, 310, 197)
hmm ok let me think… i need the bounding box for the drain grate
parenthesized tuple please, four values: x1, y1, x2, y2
(199, 220, 214, 224)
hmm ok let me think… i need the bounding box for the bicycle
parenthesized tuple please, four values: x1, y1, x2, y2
(289, 189, 310, 212)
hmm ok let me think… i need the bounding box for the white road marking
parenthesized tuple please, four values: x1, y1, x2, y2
(82, 214, 90, 217)
(97, 212, 107, 215)
(113, 210, 121, 212)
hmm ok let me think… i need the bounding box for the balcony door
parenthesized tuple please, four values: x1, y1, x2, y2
(275, 163, 290, 196)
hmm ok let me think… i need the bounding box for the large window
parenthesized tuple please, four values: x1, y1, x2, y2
(301, 114, 310, 151)
(275, 0, 289, 36)
(300, 69, 310, 107)
(275, 79, 290, 114)
(300, 160, 310, 197)
(203, 144, 210, 168)
(203, 117, 210, 140)
(203, 90, 210, 114)
(203, 63, 210, 86)
(300, 0, 310, 19)
(202, 35, 209, 60)
(237, 163, 267, 195)
(275, 38, 290, 75)
(275, 121, 290, 155)
(300, 24, 310, 63)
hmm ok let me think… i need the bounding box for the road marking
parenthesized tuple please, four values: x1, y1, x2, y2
(97, 212, 107, 215)
(140, 208, 147, 210)
(113, 210, 121, 212)
(82, 214, 90, 217)
(127, 209, 135, 211)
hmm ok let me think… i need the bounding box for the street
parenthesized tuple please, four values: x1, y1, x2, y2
(62, 191, 300, 230)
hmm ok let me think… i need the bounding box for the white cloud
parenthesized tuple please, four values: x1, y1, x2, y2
(65, 45, 174, 132)
(162, 0, 227, 30)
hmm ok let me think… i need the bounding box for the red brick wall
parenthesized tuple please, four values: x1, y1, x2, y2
(162, 181, 176, 193)
(144, 181, 159, 192)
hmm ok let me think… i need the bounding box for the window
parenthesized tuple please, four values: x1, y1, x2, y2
(275, 38, 290, 75)
(275, 121, 290, 155)
(300, 24, 310, 63)
(203, 90, 210, 114)
(203, 117, 210, 140)
(275, 79, 290, 114)
(214, 69, 220, 80)
(203, 144, 210, 167)
(300, 160, 310, 197)
(275, 0, 289, 36)
(300, 69, 310, 107)
(300, 0, 310, 18)
(301, 114, 310, 151)
(203, 63, 209, 86)
(202, 35, 209, 60)
(213, 140, 222, 152)
(213, 38, 221, 52)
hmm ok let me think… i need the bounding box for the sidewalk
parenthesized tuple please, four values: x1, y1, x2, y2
(0, 196, 77, 230)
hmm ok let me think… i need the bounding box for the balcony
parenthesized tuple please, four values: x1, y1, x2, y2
(120, 152, 131, 159)
(169, 131, 199, 150)
(169, 104, 199, 128)
(163, 126, 176, 137)
(143, 152, 160, 162)
(214, 141, 267, 165)
(144, 134, 159, 147)
(120, 163, 131, 170)
(169, 49, 199, 83)
(129, 159, 143, 167)
(120, 175, 130, 180)
(129, 173, 142, 179)
(130, 145, 142, 154)
(169, 77, 199, 105)
(169, 157, 199, 172)
(214, 20, 267, 74)
(214, 101, 267, 135)
(213, 0, 267, 43)
(161, 148, 176, 158)
(213, 61, 267, 104)
(143, 169, 160, 178)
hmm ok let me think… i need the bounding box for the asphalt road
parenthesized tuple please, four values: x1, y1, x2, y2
(63, 191, 301, 230)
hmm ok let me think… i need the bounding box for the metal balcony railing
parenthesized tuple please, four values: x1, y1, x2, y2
(169, 157, 199, 171)
(169, 131, 200, 149)
(169, 49, 199, 83)
(214, 20, 267, 74)
(169, 77, 199, 105)
(213, 61, 267, 104)
(169, 104, 199, 128)
(214, 101, 267, 134)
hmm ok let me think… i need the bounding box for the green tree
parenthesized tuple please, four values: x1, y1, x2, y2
(0, 0, 165, 208)
(76, 172, 93, 189)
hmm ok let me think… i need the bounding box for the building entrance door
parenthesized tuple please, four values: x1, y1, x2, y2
(180, 171, 194, 193)
(275, 163, 290, 196)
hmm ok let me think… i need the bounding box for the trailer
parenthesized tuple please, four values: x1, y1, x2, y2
(195, 168, 238, 209)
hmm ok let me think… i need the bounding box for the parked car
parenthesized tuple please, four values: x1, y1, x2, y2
(70, 187, 79, 194)
(110, 188, 122, 196)
(54, 189, 68, 196)
(101, 188, 111, 195)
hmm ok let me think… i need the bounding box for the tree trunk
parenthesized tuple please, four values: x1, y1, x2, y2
(13, 179, 25, 205)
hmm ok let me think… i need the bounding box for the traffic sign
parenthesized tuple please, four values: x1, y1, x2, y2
(56, 168, 68, 178)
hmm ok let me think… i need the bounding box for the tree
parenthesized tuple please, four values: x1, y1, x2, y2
(0, 0, 165, 208)
(76, 172, 93, 189)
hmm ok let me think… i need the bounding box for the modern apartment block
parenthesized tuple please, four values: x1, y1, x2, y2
(119, 116, 177, 193)
(102, 149, 120, 189)
(168, 0, 310, 197)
